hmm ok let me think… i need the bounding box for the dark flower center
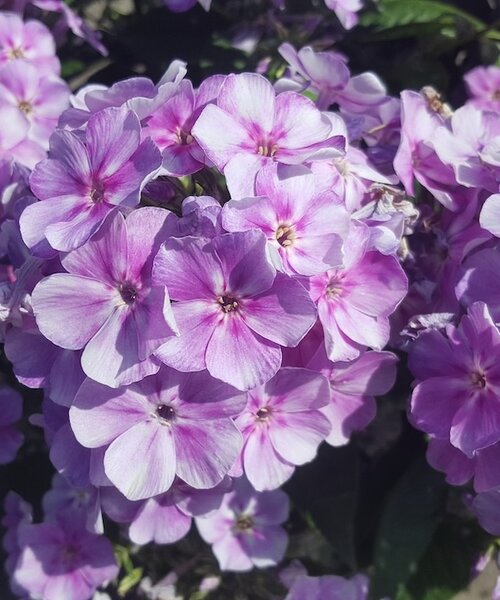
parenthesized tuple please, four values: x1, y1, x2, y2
(275, 224, 295, 248)
(119, 283, 138, 305)
(90, 180, 106, 203)
(8, 47, 24, 59)
(235, 514, 254, 531)
(256, 406, 271, 421)
(18, 100, 32, 114)
(61, 542, 81, 564)
(471, 370, 486, 389)
(218, 295, 239, 313)
(156, 404, 176, 422)
(492, 90, 500, 101)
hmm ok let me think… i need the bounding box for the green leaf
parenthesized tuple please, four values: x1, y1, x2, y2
(118, 567, 144, 597)
(360, 0, 486, 31)
(371, 458, 447, 598)
(61, 60, 85, 79)
(114, 544, 134, 574)
(285, 444, 359, 569)
(397, 516, 493, 600)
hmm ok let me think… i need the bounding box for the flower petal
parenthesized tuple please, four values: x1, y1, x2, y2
(70, 380, 149, 447)
(243, 273, 317, 347)
(33, 274, 116, 350)
(243, 427, 294, 491)
(105, 421, 176, 500)
(206, 314, 281, 391)
(174, 420, 242, 488)
(155, 300, 219, 372)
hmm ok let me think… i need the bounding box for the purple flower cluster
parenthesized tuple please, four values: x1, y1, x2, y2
(0, 20, 407, 593)
(6, 2, 500, 596)
(0, 12, 69, 168)
(396, 67, 500, 539)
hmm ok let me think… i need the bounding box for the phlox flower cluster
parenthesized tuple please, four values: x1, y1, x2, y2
(2, 1, 500, 598)
(0, 12, 405, 595)
(0, 12, 69, 168)
(393, 66, 500, 552)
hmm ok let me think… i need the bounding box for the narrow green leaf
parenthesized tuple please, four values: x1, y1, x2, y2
(361, 0, 485, 31)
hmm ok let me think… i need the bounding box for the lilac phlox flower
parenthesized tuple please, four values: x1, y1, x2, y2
(409, 302, 500, 457)
(278, 43, 386, 111)
(0, 256, 41, 341)
(222, 165, 347, 276)
(0, 60, 68, 146)
(0, 158, 31, 220)
(312, 139, 394, 212)
(31, 209, 177, 387)
(0, 208, 34, 269)
(127, 478, 231, 545)
(40, 395, 70, 446)
(464, 66, 500, 112)
(324, 0, 363, 30)
(13, 511, 118, 600)
(42, 474, 103, 534)
(0, 385, 23, 464)
(480, 194, 500, 238)
(60, 61, 186, 130)
(60, 79, 154, 129)
(34, 398, 93, 487)
(2, 491, 32, 588)
(0, 11, 60, 74)
(164, 0, 211, 12)
(41, 402, 113, 496)
(352, 186, 416, 255)
(278, 43, 350, 110)
(360, 96, 401, 149)
(5, 316, 85, 406)
(308, 222, 407, 362)
(31, 0, 107, 55)
(153, 229, 317, 390)
(235, 367, 331, 491)
(472, 489, 500, 536)
(310, 349, 397, 446)
(21, 106, 162, 254)
(192, 72, 345, 197)
(432, 104, 500, 193)
(426, 437, 500, 493)
(173, 195, 223, 238)
(195, 477, 289, 571)
(425, 437, 475, 487)
(393, 90, 459, 211)
(456, 248, 500, 321)
(146, 76, 225, 176)
(286, 573, 369, 600)
(70, 367, 246, 500)
(49, 421, 93, 488)
(0, 61, 69, 168)
(409, 191, 490, 314)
